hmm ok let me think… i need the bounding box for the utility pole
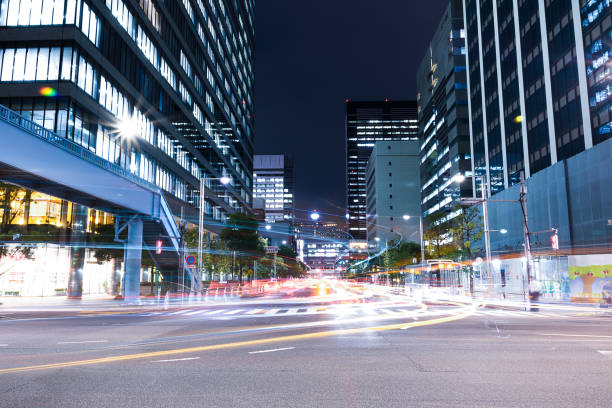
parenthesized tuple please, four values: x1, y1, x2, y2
(519, 172, 532, 289)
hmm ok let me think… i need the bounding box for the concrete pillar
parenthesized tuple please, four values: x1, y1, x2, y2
(67, 204, 87, 299)
(122, 218, 143, 300)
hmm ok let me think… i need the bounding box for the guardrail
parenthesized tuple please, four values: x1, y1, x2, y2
(0, 105, 163, 193)
(0, 104, 181, 249)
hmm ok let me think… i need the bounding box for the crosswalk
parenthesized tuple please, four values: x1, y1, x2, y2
(140, 305, 419, 319)
(136, 306, 567, 320)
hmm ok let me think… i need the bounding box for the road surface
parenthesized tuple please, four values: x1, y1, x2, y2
(1, 281, 611, 407)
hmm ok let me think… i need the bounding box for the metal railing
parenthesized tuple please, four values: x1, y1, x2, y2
(0, 104, 181, 249)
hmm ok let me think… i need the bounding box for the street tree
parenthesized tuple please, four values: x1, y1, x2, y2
(219, 213, 264, 282)
(448, 204, 483, 261)
(276, 245, 306, 278)
(423, 212, 454, 259)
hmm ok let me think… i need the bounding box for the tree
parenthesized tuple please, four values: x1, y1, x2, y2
(0, 182, 25, 233)
(276, 245, 306, 278)
(448, 204, 483, 261)
(423, 212, 454, 259)
(387, 241, 422, 267)
(219, 213, 264, 282)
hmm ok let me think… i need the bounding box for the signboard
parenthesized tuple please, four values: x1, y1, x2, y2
(185, 255, 196, 268)
(349, 241, 368, 250)
(266, 246, 279, 254)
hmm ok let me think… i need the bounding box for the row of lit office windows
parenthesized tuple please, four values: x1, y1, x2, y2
(0, 0, 252, 192)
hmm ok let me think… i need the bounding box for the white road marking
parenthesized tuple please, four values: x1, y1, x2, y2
(224, 309, 245, 315)
(0, 344, 8, 346)
(58, 340, 108, 345)
(266, 309, 280, 315)
(597, 351, 612, 359)
(203, 309, 225, 315)
(248, 347, 295, 354)
(152, 357, 200, 363)
(246, 309, 265, 315)
(169, 310, 193, 315)
(183, 310, 206, 316)
(539, 333, 612, 339)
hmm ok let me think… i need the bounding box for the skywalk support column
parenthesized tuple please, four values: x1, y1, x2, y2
(67, 204, 87, 299)
(123, 218, 143, 300)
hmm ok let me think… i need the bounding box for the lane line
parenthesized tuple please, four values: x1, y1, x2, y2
(0, 344, 8, 347)
(58, 340, 108, 345)
(152, 357, 200, 363)
(597, 350, 612, 360)
(538, 333, 612, 339)
(0, 306, 476, 374)
(245, 309, 265, 315)
(248, 347, 295, 354)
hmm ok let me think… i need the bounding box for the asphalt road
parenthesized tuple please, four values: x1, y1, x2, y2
(1, 284, 611, 408)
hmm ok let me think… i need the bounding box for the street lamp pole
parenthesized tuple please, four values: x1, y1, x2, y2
(480, 175, 493, 294)
(402, 214, 425, 266)
(419, 216, 425, 266)
(198, 176, 230, 292)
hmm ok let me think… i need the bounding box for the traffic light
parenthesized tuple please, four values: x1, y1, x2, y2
(551, 229, 559, 250)
(156, 239, 163, 254)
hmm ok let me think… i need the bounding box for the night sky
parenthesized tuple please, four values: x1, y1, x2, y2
(255, 1, 450, 220)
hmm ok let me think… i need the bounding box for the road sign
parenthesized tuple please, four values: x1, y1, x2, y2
(551, 232, 559, 250)
(185, 255, 196, 268)
(460, 197, 483, 205)
(266, 246, 279, 254)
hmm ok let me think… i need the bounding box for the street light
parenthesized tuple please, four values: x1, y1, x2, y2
(198, 175, 231, 290)
(452, 173, 466, 184)
(456, 173, 493, 293)
(310, 210, 320, 221)
(265, 224, 272, 231)
(402, 214, 425, 266)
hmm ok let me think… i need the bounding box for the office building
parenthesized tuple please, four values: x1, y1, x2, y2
(0, 0, 255, 223)
(463, 0, 610, 196)
(345, 100, 418, 240)
(460, 0, 611, 300)
(365, 141, 421, 246)
(417, 0, 472, 222)
(253, 154, 295, 223)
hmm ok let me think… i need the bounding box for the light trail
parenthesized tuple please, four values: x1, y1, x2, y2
(0, 305, 477, 375)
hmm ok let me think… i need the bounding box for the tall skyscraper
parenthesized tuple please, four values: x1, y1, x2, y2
(253, 154, 295, 223)
(417, 0, 472, 222)
(365, 141, 421, 246)
(0, 0, 255, 223)
(463, 0, 610, 196)
(345, 100, 418, 240)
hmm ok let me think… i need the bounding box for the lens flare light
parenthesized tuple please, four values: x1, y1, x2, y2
(39, 87, 57, 97)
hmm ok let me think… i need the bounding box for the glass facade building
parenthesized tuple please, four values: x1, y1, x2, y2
(417, 0, 472, 222)
(345, 100, 418, 241)
(253, 154, 295, 224)
(463, 0, 610, 197)
(0, 0, 255, 223)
